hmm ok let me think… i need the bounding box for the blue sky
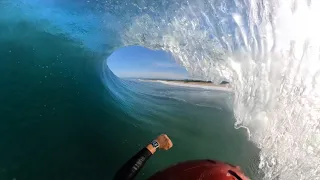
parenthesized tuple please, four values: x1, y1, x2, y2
(107, 46, 189, 79)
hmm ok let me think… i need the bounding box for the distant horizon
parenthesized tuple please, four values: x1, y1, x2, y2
(119, 77, 231, 85)
(120, 77, 229, 84)
(122, 77, 207, 81)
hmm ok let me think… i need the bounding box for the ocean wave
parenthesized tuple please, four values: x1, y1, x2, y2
(120, 1, 320, 179)
(5, 0, 320, 179)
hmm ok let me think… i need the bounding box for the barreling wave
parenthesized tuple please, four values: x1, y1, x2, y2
(5, 0, 320, 179)
(120, 1, 320, 179)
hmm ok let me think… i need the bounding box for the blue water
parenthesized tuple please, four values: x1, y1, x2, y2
(0, 0, 262, 179)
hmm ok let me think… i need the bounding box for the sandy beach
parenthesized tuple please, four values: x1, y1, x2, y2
(140, 79, 232, 92)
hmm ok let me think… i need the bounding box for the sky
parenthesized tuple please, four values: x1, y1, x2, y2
(107, 46, 189, 79)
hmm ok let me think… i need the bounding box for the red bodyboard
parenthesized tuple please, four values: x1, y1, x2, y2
(148, 160, 248, 180)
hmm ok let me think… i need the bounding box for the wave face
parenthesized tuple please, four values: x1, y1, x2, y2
(3, 0, 320, 179)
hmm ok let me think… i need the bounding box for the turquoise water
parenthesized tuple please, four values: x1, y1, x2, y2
(0, 0, 270, 179)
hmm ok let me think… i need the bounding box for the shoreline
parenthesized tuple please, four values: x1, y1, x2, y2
(140, 79, 232, 92)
